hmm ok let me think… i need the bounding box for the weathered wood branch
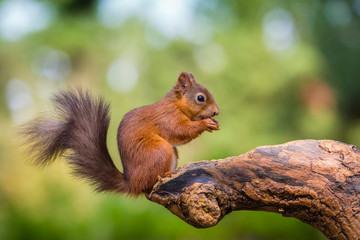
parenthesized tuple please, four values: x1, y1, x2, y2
(146, 140, 360, 240)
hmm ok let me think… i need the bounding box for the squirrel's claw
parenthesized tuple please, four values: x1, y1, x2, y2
(164, 170, 175, 177)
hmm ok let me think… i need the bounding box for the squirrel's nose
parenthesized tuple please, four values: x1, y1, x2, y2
(212, 106, 219, 116)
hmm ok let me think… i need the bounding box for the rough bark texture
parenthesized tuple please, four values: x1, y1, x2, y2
(146, 140, 360, 240)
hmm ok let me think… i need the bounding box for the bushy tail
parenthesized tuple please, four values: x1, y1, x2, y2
(19, 90, 127, 193)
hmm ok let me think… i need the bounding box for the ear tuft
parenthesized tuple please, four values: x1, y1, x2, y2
(174, 72, 196, 96)
(186, 72, 196, 83)
(177, 72, 196, 91)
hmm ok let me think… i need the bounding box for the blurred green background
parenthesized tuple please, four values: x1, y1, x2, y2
(1, 0, 360, 239)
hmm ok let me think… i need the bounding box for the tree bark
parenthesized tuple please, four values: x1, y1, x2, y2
(146, 140, 360, 240)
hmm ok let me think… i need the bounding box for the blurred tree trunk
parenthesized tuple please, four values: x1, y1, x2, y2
(147, 140, 360, 240)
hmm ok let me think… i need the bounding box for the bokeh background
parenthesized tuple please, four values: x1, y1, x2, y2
(1, 0, 360, 239)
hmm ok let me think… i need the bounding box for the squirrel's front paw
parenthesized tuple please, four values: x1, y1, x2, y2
(203, 118, 220, 132)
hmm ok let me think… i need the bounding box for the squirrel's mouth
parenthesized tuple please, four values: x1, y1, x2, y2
(194, 109, 219, 121)
(198, 115, 215, 121)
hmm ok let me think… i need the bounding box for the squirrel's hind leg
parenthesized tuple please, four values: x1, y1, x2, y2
(127, 138, 176, 194)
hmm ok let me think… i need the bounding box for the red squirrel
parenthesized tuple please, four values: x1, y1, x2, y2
(20, 72, 220, 196)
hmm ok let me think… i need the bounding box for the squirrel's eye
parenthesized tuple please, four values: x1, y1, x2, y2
(197, 95, 205, 102)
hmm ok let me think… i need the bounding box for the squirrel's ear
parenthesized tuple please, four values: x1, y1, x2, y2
(185, 72, 196, 83)
(176, 72, 196, 95)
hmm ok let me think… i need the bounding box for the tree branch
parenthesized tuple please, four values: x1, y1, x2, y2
(146, 140, 360, 240)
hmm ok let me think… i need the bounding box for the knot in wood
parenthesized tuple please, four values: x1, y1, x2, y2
(182, 183, 221, 228)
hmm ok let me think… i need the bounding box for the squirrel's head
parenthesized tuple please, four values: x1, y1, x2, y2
(174, 72, 219, 121)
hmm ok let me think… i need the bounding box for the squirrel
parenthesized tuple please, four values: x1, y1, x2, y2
(20, 72, 220, 196)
